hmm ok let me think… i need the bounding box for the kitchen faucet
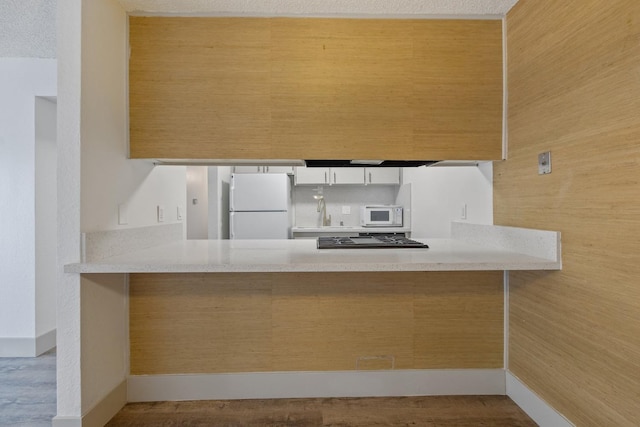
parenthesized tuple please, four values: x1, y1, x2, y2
(313, 188, 331, 227)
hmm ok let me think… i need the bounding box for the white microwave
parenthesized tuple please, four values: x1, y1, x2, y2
(360, 205, 403, 227)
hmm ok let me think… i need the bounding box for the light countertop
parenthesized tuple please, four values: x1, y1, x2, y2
(65, 237, 561, 274)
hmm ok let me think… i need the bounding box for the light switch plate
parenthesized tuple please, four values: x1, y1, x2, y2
(538, 151, 552, 175)
(342, 206, 351, 215)
(118, 203, 128, 225)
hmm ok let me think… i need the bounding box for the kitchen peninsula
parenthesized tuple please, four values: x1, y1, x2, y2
(66, 222, 560, 404)
(67, 223, 560, 274)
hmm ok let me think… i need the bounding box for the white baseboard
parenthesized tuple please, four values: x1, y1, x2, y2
(0, 337, 34, 357)
(0, 328, 56, 357)
(52, 379, 127, 427)
(36, 328, 56, 355)
(506, 372, 574, 427)
(52, 369, 573, 426)
(128, 369, 506, 402)
(50, 416, 81, 427)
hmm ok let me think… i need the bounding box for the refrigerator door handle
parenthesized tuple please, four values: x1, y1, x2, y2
(229, 180, 235, 211)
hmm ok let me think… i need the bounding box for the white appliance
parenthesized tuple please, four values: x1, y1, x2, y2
(229, 173, 292, 239)
(360, 205, 403, 227)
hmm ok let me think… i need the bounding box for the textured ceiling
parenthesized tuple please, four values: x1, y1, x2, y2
(118, 0, 520, 16)
(0, 0, 56, 58)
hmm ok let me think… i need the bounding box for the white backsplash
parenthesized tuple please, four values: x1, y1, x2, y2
(293, 185, 398, 227)
(82, 223, 184, 262)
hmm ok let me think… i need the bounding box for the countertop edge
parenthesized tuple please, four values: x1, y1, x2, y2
(65, 224, 562, 274)
(65, 260, 562, 274)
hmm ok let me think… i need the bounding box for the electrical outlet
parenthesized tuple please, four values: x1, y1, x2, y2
(538, 151, 551, 175)
(342, 206, 351, 215)
(157, 205, 165, 223)
(177, 206, 183, 221)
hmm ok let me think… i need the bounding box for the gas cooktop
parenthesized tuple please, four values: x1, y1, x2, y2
(317, 235, 429, 249)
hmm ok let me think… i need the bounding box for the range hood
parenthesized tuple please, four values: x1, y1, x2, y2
(304, 160, 440, 168)
(152, 159, 442, 167)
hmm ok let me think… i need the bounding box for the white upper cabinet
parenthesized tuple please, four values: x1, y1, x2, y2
(365, 168, 400, 185)
(263, 166, 295, 174)
(233, 166, 263, 174)
(234, 166, 294, 174)
(330, 168, 365, 185)
(294, 167, 400, 185)
(294, 167, 330, 185)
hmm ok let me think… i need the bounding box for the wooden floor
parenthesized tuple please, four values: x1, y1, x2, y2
(106, 396, 537, 426)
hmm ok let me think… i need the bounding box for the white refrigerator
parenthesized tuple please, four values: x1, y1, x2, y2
(229, 173, 292, 239)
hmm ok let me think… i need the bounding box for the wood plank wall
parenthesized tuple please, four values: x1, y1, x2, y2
(128, 17, 503, 161)
(496, 1, 640, 425)
(129, 272, 503, 375)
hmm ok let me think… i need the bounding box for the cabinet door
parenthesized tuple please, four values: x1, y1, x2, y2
(366, 168, 400, 185)
(294, 167, 329, 185)
(263, 166, 295, 174)
(331, 168, 365, 185)
(233, 166, 263, 174)
(129, 18, 272, 159)
(412, 20, 503, 160)
(271, 19, 413, 160)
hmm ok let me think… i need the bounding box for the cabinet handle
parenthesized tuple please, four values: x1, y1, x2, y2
(265, 166, 269, 173)
(324, 172, 328, 183)
(334, 172, 336, 183)
(369, 172, 372, 183)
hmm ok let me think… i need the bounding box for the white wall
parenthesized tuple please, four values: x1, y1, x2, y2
(186, 165, 234, 240)
(56, 0, 83, 415)
(79, 12, 186, 234)
(35, 97, 58, 339)
(0, 59, 56, 352)
(56, 0, 188, 420)
(208, 166, 232, 239)
(294, 185, 398, 227)
(186, 166, 209, 239)
(79, 2, 130, 414)
(81, 160, 186, 232)
(403, 163, 494, 237)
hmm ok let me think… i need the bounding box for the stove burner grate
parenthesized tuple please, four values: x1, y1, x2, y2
(317, 235, 428, 249)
